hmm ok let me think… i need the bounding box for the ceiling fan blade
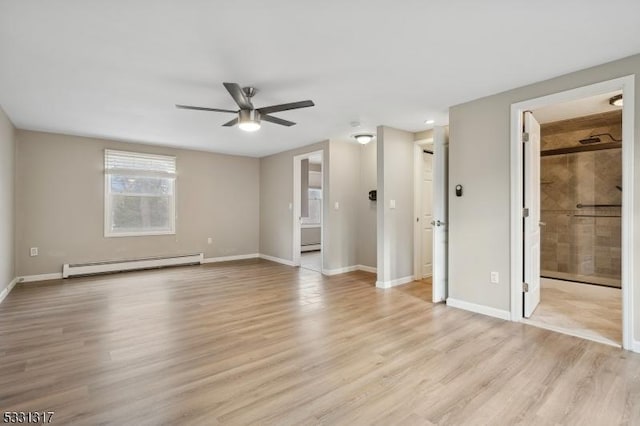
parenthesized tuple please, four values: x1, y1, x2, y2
(223, 82, 253, 110)
(176, 104, 237, 113)
(257, 100, 314, 115)
(262, 114, 296, 127)
(222, 117, 239, 127)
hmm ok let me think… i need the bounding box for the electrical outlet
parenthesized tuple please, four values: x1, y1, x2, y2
(390, 200, 396, 209)
(207, 237, 213, 245)
(30, 247, 38, 257)
(334, 202, 339, 210)
(490, 271, 499, 284)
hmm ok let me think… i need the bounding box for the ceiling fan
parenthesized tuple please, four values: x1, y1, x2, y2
(176, 82, 315, 132)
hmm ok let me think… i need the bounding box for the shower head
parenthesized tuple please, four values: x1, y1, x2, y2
(578, 133, 621, 145)
(579, 136, 602, 145)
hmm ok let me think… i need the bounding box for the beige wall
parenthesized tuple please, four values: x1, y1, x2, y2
(15, 131, 260, 276)
(414, 129, 434, 141)
(448, 53, 640, 339)
(357, 140, 377, 268)
(259, 140, 329, 264)
(0, 107, 15, 291)
(259, 139, 364, 272)
(377, 126, 415, 284)
(327, 139, 360, 271)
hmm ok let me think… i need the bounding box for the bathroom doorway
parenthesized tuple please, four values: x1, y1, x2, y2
(511, 76, 635, 349)
(529, 93, 623, 345)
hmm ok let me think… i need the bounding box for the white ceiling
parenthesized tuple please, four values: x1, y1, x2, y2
(533, 91, 622, 124)
(1, 1, 639, 157)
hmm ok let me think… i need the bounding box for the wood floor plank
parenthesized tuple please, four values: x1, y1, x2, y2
(1, 259, 639, 425)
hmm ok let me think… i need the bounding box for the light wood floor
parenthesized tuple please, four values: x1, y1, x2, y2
(1, 260, 639, 425)
(529, 278, 622, 346)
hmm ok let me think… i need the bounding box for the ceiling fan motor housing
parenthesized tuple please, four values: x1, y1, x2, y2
(239, 109, 260, 123)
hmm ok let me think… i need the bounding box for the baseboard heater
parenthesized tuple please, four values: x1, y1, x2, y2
(62, 253, 203, 278)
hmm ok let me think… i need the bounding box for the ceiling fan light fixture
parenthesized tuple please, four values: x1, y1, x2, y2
(609, 94, 623, 107)
(238, 109, 261, 132)
(354, 133, 374, 144)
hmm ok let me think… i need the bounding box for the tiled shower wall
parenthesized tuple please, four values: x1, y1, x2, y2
(540, 113, 622, 287)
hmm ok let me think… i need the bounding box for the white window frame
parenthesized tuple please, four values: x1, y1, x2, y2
(104, 149, 177, 238)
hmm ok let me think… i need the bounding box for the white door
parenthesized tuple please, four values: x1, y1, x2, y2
(523, 111, 541, 317)
(432, 127, 448, 303)
(422, 151, 434, 277)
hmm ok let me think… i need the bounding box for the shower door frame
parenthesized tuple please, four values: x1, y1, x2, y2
(509, 75, 635, 351)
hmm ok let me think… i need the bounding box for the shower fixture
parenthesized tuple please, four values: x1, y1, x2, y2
(609, 94, 623, 107)
(578, 133, 621, 145)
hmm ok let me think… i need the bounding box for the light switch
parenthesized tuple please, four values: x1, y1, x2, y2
(390, 200, 396, 209)
(288, 202, 292, 210)
(334, 202, 340, 210)
(30, 247, 38, 257)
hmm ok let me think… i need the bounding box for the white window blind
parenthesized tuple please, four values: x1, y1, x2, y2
(104, 150, 177, 237)
(105, 149, 176, 175)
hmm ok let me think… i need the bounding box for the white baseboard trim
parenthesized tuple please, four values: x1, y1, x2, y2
(259, 254, 296, 267)
(18, 273, 64, 283)
(0, 277, 19, 304)
(202, 253, 259, 263)
(632, 340, 640, 353)
(323, 265, 360, 276)
(357, 265, 377, 273)
(446, 298, 511, 321)
(376, 275, 414, 289)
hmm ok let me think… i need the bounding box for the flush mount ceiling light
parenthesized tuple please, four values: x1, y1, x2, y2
(354, 133, 374, 144)
(609, 94, 623, 107)
(425, 119, 435, 125)
(238, 110, 261, 132)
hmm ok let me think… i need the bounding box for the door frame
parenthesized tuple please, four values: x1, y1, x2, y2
(509, 75, 635, 350)
(292, 150, 325, 270)
(413, 137, 434, 281)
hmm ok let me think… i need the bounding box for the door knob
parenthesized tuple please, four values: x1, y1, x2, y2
(431, 220, 446, 227)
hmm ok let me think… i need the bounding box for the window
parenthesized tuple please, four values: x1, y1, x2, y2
(301, 188, 322, 226)
(104, 150, 176, 237)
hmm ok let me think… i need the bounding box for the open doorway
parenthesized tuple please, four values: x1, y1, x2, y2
(511, 77, 634, 349)
(293, 151, 324, 272)
(530, 93, 622, 345)
(413, 139, 434, 299)
(413, 127, 448, 303)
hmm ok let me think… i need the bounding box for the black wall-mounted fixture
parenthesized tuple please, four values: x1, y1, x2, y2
(455, 185, 463, 197)
(368, 190, 377, 201)
(578, 133, 621, 145)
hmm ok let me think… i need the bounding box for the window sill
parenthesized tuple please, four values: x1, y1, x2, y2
(105, 230, 176, 238)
